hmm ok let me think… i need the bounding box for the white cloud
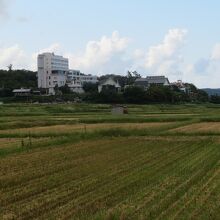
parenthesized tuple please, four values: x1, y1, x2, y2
(0, 43, 64, 71)
(144, 29, 188, 77)
(38, 43, 62, 54)
(1, 29, 220, 88)
(30, 43, 63, 70)
(0, 45, 31, 69)
(67, 31, 130, 74)
(0, 31, 131, 73)
(1, 30, 187, 76)
(184, 43, 220, 88)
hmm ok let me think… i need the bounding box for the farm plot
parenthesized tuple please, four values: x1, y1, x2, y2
(0, 138, 21, 149)
(0, 137, 219, 220)
(0, 103, 220, 220)
(0, 122, 175, 137)
(171, 122, 220, 134)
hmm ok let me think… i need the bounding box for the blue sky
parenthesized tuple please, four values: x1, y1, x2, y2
(0, 0, 220, 88)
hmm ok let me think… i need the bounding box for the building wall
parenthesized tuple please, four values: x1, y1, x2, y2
(164, 79, 170, 86)
(98, 78, 121, 93)
(37, 53, 69, 94)
(37, 54, 48, 88)
(68, 70, 98, 83)
(67, 70, 98, 92)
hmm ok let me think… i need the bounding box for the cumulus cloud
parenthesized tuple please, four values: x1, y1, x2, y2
(1, 29, 220, 88)
(67, 31, 130, 74)
(30, 43, 63, 69)
(1, 30, 187, 76)
(0, 31, 131, 74)
(193, 58, 210, 74)
(0, 45, 31, 69)
(184, 43, 220, 88)
(144, 29, 187, 77)
(0, 43, 66, 70)
(37, 43, 62, 54)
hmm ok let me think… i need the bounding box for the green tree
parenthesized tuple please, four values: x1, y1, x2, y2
(59, 84, 71, 94)
(210, 95, 220, 104)
(197, 89, 209, 102)
(126, 71, 141, 85)
(124, 86, 146, 104)
(0, 69, 37, 89)
(147, 85, 173, 103)
(83, 82, 98, 93)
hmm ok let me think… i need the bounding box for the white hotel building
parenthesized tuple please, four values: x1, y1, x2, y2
(37, 53, 97, 94)
(37, 53, 69, 94)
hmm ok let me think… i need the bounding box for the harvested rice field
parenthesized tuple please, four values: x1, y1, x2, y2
(0, 122, 174, 137)
(0, 103, 220, 220)
(171, 122, 220, 134)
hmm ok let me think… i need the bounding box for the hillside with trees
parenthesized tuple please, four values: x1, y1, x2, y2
(0, 69, 210, 104)
(0, 69, 37, 97)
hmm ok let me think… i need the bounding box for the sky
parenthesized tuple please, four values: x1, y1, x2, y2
(0, 0, 220, 88)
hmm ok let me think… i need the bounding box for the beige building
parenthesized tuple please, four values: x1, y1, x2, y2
(37, 53, 69, 95)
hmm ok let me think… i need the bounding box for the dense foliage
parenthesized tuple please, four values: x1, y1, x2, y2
(0, 69, 37, 97)
(0, 69, 210, 104)
(210, 95, 220, 104)
(82, 84, 208, 104)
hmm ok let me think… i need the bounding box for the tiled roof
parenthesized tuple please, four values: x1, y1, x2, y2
(135, 76, 169, 85)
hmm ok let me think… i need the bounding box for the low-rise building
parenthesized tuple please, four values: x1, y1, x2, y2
(67, 70, 98, 93)
(147, 76, 170, 86)
(98, 77, 121, 93)
(171, 80, 189, 93)
(133, 78, 149, 90)
(134, 76, 170, 90)
(13, 88, 31, 97)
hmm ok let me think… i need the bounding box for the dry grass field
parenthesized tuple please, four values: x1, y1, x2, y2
(0, 104, 220, 220)
(172, 122, 220, 133)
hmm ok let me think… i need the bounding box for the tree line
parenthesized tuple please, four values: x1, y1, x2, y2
(0, 69, 37, 97)
(0, 69, 219, 104)
(81, 82, 209, 104)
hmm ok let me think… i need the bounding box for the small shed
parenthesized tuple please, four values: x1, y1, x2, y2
(111, 105, 128, 115)
(12, 88, 31, 97)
